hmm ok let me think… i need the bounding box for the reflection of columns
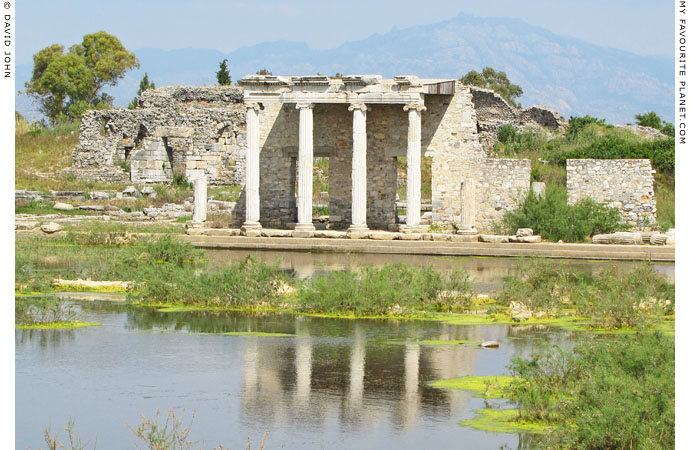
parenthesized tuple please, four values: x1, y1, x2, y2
(348, 103, 368, 232)
(242, 102, 262, 232)
(403, 343, 421, 428)
(295, 103, 316, 235)
(295, 336, 312, 401)
(349, 326, 366, 407)
(403, 104, 426, 231)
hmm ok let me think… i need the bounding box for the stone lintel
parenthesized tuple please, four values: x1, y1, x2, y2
(154, 126, 194, 138)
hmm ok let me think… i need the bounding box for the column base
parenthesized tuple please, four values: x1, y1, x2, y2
(293, 223, 316, 238)
(347, 224, 370, 239)
(186, 221, 206, 229)
(456, 226, 478, 235)
(241, 221, 262, 237)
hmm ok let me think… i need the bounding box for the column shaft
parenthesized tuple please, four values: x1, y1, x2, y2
(349, 104, 368, 231)
(243, 104, 261, 231)
(405, 105, 423, 229)
(295, 104, 315, 233)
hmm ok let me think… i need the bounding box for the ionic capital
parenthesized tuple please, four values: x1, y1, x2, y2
(348, 103, 368, 112)
(245, 102, 261, 112)
(295, 102, 314, 110)
(403, 103, 427, 112)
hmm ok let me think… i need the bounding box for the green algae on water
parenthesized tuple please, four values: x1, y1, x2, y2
(429, 375, 516, 399)
(15, 321, 101, 330)
(418, 339, 481, 346)
(461, 409, 550, 434)
(223, 331, 294, 337)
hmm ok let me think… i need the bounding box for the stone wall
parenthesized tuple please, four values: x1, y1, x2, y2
(469, 87, 566, 154)
(566, 159, 657, 227)
(72, 86, 246, 185)
(476, 159, 531, 230)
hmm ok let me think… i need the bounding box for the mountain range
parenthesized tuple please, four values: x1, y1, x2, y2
(15, 13, 674, 125)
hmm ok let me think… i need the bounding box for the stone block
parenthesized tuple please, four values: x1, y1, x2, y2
(516, 228, 533, 237)
(431, 233, 452, 242)
(41, 222, 63, 234)
(369, 231, 396, 240)
(53, 202, 75, 211)
(450, 234, 478, 242)
(347, 230, 369, 239)
(314, 230, 347, 239)
(15, 221, 39, 230)
(242, 229, 262, 237)
(263, 229, 294, 238)
(399, 233, 422, 240)
(478, 234, 510, 243)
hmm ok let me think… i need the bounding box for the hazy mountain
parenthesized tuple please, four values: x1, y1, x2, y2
(16, 13, 673, 124)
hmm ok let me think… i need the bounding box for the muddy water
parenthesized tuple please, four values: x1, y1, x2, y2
(16, 302, 578, 450)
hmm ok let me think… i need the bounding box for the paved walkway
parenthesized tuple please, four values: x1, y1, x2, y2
(180, 235, 675, 262)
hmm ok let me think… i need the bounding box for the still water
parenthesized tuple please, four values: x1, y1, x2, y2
(16, 302, 576, 450)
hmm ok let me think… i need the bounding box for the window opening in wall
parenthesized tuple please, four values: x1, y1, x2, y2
(313, 156, 330, 217)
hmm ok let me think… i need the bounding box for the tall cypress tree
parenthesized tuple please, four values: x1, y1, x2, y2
(128, 72, 156, 109)
(217, 59, 232, 86)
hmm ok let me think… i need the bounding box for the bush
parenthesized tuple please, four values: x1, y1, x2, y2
(509, 332, 675, 449)
(296, 264, 473, 315)
(497, 124, 518, 143)
(143, 235, 203, 267)
(501, 184, 623, 242)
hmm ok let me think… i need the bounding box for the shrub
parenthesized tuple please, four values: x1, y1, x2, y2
(509, 332, 674, 449)
(566, 115, 607, 141)
(296, 264, 473, 315)
(497, 124, 518, 143)
(501, 184, 623, 242)
(143, 235, 203, 267)
(172, 172, 192, 189)
(15, 297, 77, 325)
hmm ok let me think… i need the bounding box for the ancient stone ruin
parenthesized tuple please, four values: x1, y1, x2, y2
(69, 74, 655, 233)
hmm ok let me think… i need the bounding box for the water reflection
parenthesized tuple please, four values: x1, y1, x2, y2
(206, 249, 675, 291)
(16, 303, 576, 449)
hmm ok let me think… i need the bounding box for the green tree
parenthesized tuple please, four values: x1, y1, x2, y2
(460, 67, 523, 108)
(256, 68, 272, 75)
(24, 31, 139, 123)
(128, 72, 156, 109)
(635, 111, 662, 130)
(216, 59, 231, 85)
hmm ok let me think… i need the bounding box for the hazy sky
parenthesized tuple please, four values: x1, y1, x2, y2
(17, 0, 673, 65)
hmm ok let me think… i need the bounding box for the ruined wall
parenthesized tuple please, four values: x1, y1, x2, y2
(72, 86, 246, 185)
(476, 159, 531, 230)
(468, 87, 566, 154)
(566, 159, 657, 227)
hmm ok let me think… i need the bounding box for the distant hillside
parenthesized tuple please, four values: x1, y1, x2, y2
(15, 13, 673, 124)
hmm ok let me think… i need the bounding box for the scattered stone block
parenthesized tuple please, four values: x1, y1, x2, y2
(531, 182, 545, 199)
(515, 235, 542, 243)
(649, 234, 667, 245)
(516, 228, 533, 237)
(479, 341, 500, 348)
(122, 186, 142, 198)
(478, 234, 510, 243)
(79, 205, 105, 211)
(15, 221, 39, 230)
(53, 202, 75, 211)
(89, 191, 110, 200)
(666, 229, 675, 246)
(40, 222, 63, 234)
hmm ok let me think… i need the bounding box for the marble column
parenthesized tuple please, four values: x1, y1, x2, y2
(348, 103, 368, 233)
(191, 175, 207, 227)
(403, 103, 426, 231)
(458, 178, 477, 234)
(294, 103, 316, 236)
(242, 102, 262, 233)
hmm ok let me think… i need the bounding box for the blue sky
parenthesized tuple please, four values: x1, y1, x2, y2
(17, 0, 673, 64)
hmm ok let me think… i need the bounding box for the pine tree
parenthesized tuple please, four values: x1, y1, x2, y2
(128, 72, 156, 109)
(217, 59, 232, 85)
